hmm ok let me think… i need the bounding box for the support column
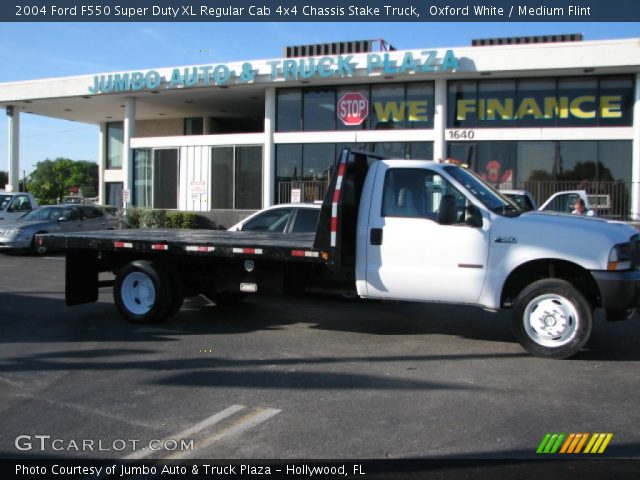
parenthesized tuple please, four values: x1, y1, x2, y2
(631, 74, 640, 221)
(6, 106, 20, 192)
(122, 98, 136, 207)
(97, 122, 106, 205)
(203, 115, 212, 135)
(263, 87, 276, 208)
(433, 79, 447, 161)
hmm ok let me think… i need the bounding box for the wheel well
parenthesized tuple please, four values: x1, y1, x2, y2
(501, 259, 600, 309)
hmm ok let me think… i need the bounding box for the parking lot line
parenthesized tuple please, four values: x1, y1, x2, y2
(123, 404, 245, 460)
(163, 407, 281, 460)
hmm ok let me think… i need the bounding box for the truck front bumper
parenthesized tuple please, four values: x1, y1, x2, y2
(592, 269, 640, 310)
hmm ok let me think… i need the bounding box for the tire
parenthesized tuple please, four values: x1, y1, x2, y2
(114, 261, 172, 324)
(31, 232, 48, 255)
(511, 278, 592, 359)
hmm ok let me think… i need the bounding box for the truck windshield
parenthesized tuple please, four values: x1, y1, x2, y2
(443, 166, 521, 216)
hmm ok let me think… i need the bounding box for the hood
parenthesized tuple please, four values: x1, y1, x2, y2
(518, 211, 636, 239)
(0, 219, 57, 230)
(490, 211, 638, 270)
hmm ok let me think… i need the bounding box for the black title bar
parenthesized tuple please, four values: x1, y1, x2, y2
(2, 0, 640, 22)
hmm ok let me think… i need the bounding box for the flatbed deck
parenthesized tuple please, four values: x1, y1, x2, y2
(43, 229, 321, 261)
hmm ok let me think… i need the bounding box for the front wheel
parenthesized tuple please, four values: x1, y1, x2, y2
(512, 278, 592, 359)
(114, 261, 172, 324)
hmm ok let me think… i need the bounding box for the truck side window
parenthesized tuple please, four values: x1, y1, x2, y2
(7, 195, 32, 212)
(382, 168, 466, 223)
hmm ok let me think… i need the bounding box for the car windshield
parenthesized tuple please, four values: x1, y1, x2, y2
(21, 207, 66, 221)
(443, 166, 521, 216)
(0, 195, 12, 210)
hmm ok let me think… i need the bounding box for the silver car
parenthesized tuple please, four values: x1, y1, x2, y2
(0, 204, 122, 254)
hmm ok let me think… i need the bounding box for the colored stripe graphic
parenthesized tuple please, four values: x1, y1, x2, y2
(537, 433, 565, 454)
(584, 433, 613, 454)
(537, 433, 613, 454)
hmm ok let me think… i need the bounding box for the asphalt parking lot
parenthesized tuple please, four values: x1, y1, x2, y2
(1, 253, 639, 460)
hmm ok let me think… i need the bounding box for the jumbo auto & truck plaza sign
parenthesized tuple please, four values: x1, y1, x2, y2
(88, 50, 460, 94)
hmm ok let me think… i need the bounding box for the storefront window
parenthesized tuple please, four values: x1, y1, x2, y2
(556, 77, 598, 127)
(133, 149, 152, 207)
(598, 76, 634, 126)
(303, 144, 335, 181)
(153, 149, 178, 209)
(515, 79, 555, 127)
(235, 146, 262, 209)
(406, 82, 435, 129)
(276, 82, 435, 132)
(448, 75, 634, 128)
(276, 89, 302, 132)
(371, 84, 406, 129)
(105, 182, 123, 208)
(303, 87, 336, 131)
(478, 79, 517, 127)
(211, 147, 234, 209)
(447, 140, 632, 217)
(106, 122, 123, 169)
(184, 117, 203, 135)
(211, 146, 263, 209)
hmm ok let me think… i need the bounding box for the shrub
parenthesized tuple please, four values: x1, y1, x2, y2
(125, 209, 200, 229)
(139, 208, 166, 228)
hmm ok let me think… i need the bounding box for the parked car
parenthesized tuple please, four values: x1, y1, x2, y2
(228, 203, 321, 233)
(0, 191, 38, 222)
(539, 190, 595, 216)
(0, 204, 121, 254)
(500, 189, 537, 211)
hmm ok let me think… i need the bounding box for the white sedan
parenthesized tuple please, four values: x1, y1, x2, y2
(228, 203, 321, 234)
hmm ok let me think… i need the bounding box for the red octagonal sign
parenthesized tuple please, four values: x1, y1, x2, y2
(337, 92, 369, 126)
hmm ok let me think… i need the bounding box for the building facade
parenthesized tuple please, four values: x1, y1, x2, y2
(2, 36, 640, 224)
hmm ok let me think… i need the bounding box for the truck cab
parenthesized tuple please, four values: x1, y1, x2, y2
(315, 150, 640, 358)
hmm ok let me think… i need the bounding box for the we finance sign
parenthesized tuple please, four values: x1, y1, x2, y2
(88, 50, 459, 94)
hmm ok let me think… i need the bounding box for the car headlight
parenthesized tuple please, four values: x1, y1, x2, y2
(3, 228, 22, 237)
(608, 243, 632, 271)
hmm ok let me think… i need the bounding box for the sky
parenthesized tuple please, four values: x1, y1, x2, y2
(0, 21, 639, 174)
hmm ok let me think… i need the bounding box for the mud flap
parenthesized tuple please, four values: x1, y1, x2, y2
(66, 250, 99, 306)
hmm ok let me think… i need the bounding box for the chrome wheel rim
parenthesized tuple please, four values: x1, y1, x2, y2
(121, 271, 156, 315)
(523, 294, 579, 347)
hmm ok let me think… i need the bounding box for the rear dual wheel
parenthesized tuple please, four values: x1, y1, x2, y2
(114, 261, 184, 324)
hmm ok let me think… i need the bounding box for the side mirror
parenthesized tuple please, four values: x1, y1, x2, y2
(465, 205, 483, 228)
(438, 195, 458, 225)
(58, 216, 67, 222)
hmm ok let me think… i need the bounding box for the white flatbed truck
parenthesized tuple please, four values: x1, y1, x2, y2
(43, 149, 640, 359)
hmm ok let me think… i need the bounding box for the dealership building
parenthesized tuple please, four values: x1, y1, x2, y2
(1, 35, 640, 223)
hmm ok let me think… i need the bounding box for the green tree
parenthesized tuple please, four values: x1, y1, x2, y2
(28, 158, 98, 204)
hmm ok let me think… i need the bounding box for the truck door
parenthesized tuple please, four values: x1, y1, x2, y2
(364, 165, 490, 304)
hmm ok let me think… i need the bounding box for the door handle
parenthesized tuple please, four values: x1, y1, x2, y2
(370, 228, 383, 245)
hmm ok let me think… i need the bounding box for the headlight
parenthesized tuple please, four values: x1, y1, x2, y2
(608, 243, 632, 271)
(3, 228, 22, 237)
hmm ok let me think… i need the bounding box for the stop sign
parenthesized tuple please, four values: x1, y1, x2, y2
(337, 92, 369, 126)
